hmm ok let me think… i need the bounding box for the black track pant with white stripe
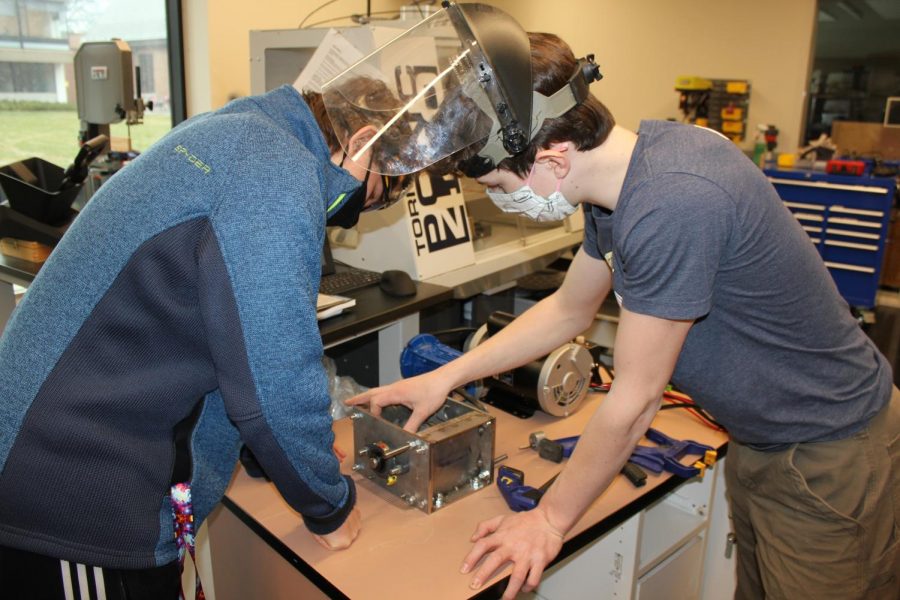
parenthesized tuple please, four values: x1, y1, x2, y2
(0, 546, 180, 600)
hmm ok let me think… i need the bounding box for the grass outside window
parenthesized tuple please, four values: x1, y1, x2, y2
(0, 110, 173, 171)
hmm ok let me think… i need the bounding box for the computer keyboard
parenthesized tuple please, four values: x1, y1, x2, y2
(319, 268, 382, 296)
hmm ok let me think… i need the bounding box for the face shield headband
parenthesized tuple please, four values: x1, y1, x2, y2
(457, 54, 604, 179)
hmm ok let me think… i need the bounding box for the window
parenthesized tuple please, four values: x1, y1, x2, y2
(0, 0, 179, 170)
(805, 0, 900, 142)
(0, 1, 21, 37)
(0, 62, 55, 92)
(18, 0, 66, 40)
(137, 52, 154, 95)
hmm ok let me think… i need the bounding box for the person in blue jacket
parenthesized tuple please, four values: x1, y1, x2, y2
(0, 80, 408, 598)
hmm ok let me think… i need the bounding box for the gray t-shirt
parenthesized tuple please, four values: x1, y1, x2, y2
(583, 120, 892, 445)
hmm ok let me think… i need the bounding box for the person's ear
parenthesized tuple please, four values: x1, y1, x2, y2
(534, 142, 572, 179)
(347, 125, 378, 157)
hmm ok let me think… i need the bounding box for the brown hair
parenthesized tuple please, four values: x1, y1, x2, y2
(303, 90, 340, 153)
(303, 76, 409, 155)
(502, 32, 615, 177)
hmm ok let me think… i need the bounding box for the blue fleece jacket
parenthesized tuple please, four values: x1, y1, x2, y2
(0, 85, 360, 568)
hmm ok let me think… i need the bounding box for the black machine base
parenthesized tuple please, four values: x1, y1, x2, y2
(0, 204, 74, 247)
(481, 387, 535, 419)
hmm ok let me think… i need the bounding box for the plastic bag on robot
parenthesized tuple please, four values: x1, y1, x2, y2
(323, 355, 369, 419)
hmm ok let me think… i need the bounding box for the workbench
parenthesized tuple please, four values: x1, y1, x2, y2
(207, 393, 730, 599)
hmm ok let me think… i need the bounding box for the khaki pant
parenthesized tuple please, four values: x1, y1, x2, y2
(726, 386, 900, 600)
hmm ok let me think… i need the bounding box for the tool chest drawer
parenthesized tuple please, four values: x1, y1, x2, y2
(765, 169, 895, 309)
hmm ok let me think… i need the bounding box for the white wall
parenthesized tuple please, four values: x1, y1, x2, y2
(182, 0, 211, 117)
(184, 0, 817, 152)
(490, 0, 817, 152)
(182, 0, 407, 114)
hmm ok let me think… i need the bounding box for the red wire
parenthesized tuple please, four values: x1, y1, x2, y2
(592, 384, 724, 432)
(663, 390, 694, 404)
(665, 399, 720, 430)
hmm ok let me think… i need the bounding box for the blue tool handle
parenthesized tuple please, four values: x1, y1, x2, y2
(645, 427, 673, 445)
(661, 456, 701, 478)
(498, 466, 524, 497)
(681, 439, 715, 457)
(497, 466, 542, 512)
(557, 436, 579, 458)
(630, 447, 700, 478)
(628, 447, 665, 474)
(538, 436, 579, 463)
(512, 489, 543, 512)
(646, 428, 713, 455)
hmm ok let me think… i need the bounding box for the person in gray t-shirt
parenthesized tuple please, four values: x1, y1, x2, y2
(349, 31, 899, 599)
(582, 118, 892, 447)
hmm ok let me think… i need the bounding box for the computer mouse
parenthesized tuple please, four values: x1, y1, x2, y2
(379, 269, 417, 297)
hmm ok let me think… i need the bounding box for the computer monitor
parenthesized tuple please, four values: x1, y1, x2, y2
(250, 24, 411, 95)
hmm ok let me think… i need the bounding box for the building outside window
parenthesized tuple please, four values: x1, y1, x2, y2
(0, 0, 172, 169)
(137, 51, 154, 95)
(0, 61, 56, 93)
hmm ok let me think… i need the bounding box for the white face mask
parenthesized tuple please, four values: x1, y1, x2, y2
(485, 163, 577, 222)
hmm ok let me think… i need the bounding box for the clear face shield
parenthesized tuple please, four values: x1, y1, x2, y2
(322, 2, 602, 179)
(322, 3, 531, 177)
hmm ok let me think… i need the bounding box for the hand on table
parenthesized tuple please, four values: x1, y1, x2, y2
(312, 506, 361, 550)
(461, 507, 565, 599)
(346, 372, 451, 432)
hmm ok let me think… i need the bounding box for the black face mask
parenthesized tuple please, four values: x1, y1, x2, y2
(326, 154, 370, 229)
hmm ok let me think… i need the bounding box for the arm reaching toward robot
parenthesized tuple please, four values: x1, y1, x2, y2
(346, 248, 612, 431)
(461, 307, 693, 598)
(347, 248, 694, 595)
